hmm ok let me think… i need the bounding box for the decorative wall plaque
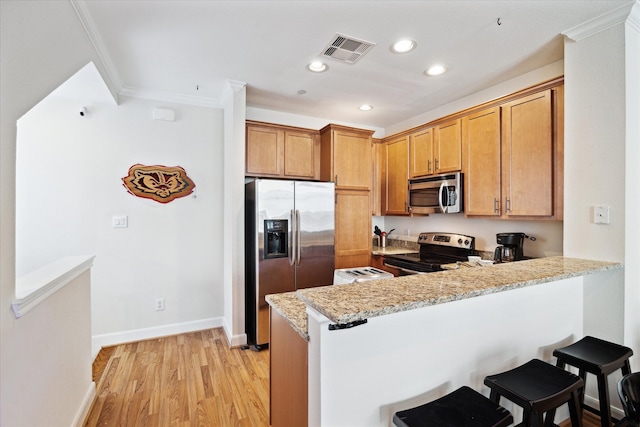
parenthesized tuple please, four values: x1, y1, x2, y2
(122, 164, 195, 203)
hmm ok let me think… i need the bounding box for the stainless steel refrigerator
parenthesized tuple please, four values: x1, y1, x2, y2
(245, 179, 335, 349)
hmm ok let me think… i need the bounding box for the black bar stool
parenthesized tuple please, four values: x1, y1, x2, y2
(484, 359, 584, 427)
(617, 372, 640, 426)
(552, 336, 633, 427)
(392, 385, 513, 427)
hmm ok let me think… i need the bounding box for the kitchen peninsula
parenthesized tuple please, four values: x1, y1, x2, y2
(266, 256, 621, 427)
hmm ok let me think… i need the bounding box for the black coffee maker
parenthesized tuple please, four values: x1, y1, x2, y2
(494, 232, 535, 263)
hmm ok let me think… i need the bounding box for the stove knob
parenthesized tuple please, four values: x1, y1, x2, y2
(464, 239, 470, 246)
(458, 238, 463, 245)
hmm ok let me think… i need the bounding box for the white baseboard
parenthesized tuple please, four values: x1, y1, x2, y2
(222, 317, 247, 348)
(72, 382, 96, 427)
(91, 317, 224, 357)
(584, 394, 625, 420)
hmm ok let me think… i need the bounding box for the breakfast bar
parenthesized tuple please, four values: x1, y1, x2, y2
(266, 256, 622, 427)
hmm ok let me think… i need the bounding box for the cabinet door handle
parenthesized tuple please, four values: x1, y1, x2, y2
(494, 198, 499, 213)
(505, 197, 511, 212)
(434, 158, 439, 171)
(428, 160, 431, 173)
(335, 175, 338, 185)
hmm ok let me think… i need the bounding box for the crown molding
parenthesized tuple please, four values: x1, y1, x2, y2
(119, 85, 222, 108)
(562, 2, 635, 41)
(627, 1, 640, 33)
(70, 0, 122, 95)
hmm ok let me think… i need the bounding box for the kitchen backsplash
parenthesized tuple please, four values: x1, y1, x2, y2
(373, 237, 494, 260)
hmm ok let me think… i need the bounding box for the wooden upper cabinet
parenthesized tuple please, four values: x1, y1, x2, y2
(384, 136, 409, 215)
(409, 127, 434, 178)
(283, 129, 318, 179)
(320, 124, 374, 190)
(462, 107, 502, 216)
(501, 89, 553, 217)
(246, 121, 319, 180)
(434, 118, 462, 173)
(462, 88, 560, 219)
(246, 124, 282, 176)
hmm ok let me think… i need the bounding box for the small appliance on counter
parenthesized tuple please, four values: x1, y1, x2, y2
(333, 267, 393, 285)
(494, 232, 536, 263)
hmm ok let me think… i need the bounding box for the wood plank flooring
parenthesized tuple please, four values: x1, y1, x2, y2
(86, 327, 605, 427)
(84, 328, 270, 427)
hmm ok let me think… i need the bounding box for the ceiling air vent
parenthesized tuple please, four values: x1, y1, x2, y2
(321, 33, 376, 64)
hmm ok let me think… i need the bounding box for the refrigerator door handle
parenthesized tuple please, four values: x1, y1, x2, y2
(289, 209, 296, 266)
(296, 209, 301, 265)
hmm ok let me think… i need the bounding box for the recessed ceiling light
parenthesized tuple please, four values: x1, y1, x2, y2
(391, 39, 416, 54)
(425, 64, 448, 76)
(307, 61, 328, 73)
(359, 104, 373, 111)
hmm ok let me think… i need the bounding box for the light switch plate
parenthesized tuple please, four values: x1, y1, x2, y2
(112, 215, 128, 228)
(593, 205, 610, 225)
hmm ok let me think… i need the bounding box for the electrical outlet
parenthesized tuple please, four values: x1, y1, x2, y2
(155, 298, 165, 311)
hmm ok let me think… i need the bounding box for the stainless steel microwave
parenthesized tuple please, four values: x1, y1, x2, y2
(408, 172, 463, 214)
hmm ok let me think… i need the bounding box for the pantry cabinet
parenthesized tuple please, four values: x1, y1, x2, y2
(320, 124, 373, 190)
(320, 124, 375, 268)
(334, 189, 372, 269)
(384, 136, 409, 215)
(245, 121, 320, 180)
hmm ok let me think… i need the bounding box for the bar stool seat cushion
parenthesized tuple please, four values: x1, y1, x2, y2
(393, 386, 513, 427)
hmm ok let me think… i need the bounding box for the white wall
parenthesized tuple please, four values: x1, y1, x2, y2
(1, 2, 115, 426)
(16, 95, 225, 346)
(564, 21, 629, 350)
(624, 2, 640, 364)
(222, 81, 249, 347)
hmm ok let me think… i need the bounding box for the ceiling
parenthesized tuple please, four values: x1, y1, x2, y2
(77, 0, 635, 129)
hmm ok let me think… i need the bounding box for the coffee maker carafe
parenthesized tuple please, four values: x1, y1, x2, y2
(494, 232, 534, 263)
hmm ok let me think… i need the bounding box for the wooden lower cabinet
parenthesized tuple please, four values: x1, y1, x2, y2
(270, 308, 308, 427)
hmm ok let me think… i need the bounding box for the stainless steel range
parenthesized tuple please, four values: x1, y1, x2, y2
(383, 232, 477, 275)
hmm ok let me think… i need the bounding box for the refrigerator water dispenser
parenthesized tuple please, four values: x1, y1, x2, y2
(264, 219, 287, 259)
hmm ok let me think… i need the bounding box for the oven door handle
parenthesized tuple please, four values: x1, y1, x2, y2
(384, 263, 425, 275)
(439, 182, 448, 213)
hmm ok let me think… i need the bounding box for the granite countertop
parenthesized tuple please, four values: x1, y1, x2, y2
(371, 246, 418, 256)
(265, 291, 309, 341)
(266, 256, 622, 340)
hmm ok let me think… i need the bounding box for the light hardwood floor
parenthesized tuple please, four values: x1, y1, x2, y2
(84, 328, 270, 427)
(85, 327, 605, 427)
